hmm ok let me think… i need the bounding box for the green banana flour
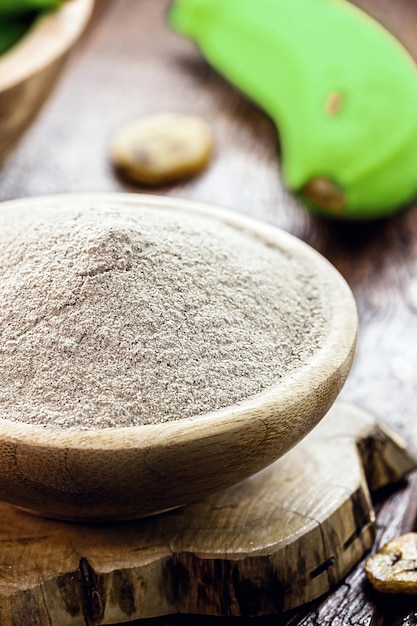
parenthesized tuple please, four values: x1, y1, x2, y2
(0, 202, 328, 429)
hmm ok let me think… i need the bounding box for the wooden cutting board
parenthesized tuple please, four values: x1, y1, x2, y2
(0, 402, 414, 625)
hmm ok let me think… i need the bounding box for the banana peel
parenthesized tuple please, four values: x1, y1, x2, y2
(169, 0, 417, 220)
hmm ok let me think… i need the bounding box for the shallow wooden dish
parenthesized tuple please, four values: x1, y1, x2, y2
(0, 193, 358, 522)
(0, 0, 93, 164)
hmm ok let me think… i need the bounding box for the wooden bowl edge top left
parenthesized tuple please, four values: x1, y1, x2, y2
(0, 0, 94, 92)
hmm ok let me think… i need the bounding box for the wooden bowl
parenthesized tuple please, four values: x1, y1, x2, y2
(0, 193, 358, 522)
(0, 0, 93, 164)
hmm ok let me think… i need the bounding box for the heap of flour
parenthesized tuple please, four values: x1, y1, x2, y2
(0, 202, 327, 429)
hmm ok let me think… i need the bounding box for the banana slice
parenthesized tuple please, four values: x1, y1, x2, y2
(365, 533, 417, 594)
(111, 113, 214, 186)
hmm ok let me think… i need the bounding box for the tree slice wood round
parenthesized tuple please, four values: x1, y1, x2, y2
(0, 402, 414, 624)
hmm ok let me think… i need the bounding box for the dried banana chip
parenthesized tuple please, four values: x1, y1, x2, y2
(365, 533, 417, 594)
(111, 113, 214, 186)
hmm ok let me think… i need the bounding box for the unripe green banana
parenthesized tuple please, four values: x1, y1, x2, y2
(0, 0, 61, 17)
(0, 17, 33, 55)
(169, 0, 417, 220)
(0, 0, 63, 56)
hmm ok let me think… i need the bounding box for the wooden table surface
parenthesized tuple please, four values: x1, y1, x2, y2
(2, 1, 417, 624)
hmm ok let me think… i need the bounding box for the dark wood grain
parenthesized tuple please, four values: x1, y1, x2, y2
(2, 0, 417, 624)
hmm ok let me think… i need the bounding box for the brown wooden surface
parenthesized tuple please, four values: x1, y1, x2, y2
(1, 0, 417, 623)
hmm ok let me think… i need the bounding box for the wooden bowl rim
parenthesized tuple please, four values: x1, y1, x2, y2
(0, 192, 358, 449)
(0, 0, 94, 91)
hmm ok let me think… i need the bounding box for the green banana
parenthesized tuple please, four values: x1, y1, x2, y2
(0, 0, 63, 56)
(0, 0, 61, 17)
(169, 0, 417, 220)
(0, 15, 34, 55)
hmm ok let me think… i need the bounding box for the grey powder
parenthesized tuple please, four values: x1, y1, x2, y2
(0, 203, 328, 429)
